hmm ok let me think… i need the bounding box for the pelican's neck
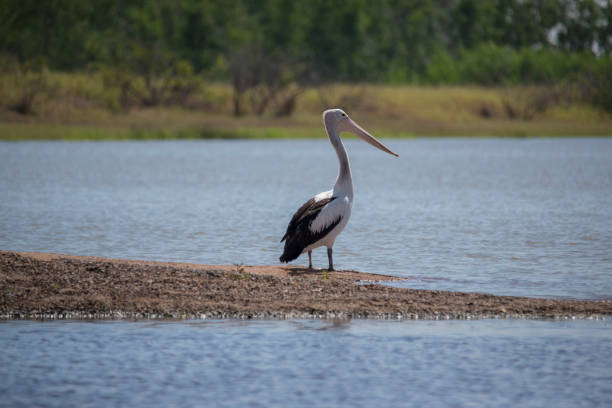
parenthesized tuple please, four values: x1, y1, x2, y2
(325, 118, 353, 200)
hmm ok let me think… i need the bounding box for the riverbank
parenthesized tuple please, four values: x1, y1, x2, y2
(1, 251, 610, 320)
(2, 77, 611, 140)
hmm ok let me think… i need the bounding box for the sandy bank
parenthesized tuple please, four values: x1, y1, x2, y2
(1, 251, 610, 320)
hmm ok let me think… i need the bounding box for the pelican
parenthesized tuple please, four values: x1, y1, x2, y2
(279, 108, 398, 271)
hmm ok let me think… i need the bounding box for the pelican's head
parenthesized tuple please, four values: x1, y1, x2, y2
(323, 109, 399, 157)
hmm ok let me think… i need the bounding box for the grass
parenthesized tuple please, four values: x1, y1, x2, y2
(0, 72, 610, 140)
(230, 263, 249, 280)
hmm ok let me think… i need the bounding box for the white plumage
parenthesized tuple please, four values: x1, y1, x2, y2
(279, 109, 398, 270)
(306, 192, 351, 251)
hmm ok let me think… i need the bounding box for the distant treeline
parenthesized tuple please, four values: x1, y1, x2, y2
(2, 0, 611, 115)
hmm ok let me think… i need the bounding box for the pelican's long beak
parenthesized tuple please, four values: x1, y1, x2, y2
(345, 118, 399, 157)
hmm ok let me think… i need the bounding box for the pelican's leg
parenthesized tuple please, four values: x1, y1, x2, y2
(308, 250, 313, 269)
(327, 247, 334, 271)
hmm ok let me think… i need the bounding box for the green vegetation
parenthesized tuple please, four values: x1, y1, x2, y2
(1, 0, 611, 138)
(230, 263, 250, 280)
(1, 76, 610, 140)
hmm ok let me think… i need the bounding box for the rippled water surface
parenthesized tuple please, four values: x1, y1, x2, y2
(1, 319, 611, 408)
(1, 139, 611, 298)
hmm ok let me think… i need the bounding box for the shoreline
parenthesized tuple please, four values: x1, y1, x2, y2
(2, 80, 612, 141)
(1, 251, 610, 320)
(2, 121, 612, 142)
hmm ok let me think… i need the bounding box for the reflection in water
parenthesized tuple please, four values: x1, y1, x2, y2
(289, 318, 353, 331)
(1, 138, 611, 299)
(1, 320, 611, 408)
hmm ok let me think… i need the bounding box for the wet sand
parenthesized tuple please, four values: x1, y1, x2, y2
(1, 251, 610, 320)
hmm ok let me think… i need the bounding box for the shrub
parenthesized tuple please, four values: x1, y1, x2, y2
(457, 43, 521, 85)
(4, 67, 54, 115)
(424, 49, 460, 84)
(570, 60, 612, 114)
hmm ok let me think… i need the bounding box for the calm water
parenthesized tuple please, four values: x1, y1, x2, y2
(1, 139, 611, 407)
(1, 138, 611, 299)
(1, 319, 611, 408)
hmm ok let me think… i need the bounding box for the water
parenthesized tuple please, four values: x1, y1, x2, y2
(1, 319, 610, 408)
(1, 139, 611, 407)
(1, 138, 611, 299)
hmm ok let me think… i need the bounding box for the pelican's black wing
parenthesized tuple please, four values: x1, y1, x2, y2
(279, 196, 341, 263)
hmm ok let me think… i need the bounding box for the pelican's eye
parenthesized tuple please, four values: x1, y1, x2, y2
(341, 112, 347, 117)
